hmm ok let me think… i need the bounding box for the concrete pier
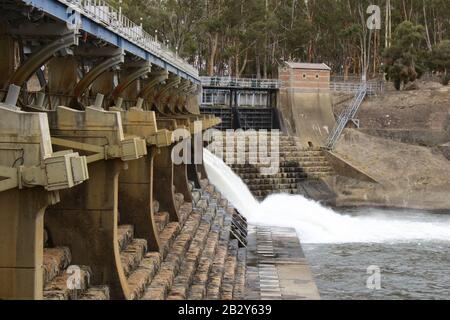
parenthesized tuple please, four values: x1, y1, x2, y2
(245, 226, 320, 300)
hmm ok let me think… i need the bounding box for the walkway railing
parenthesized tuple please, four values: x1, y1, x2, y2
(325, 83, 368, 150)
(201, 77, 283, 89)
(330, 80, 383, 95)
(202, 76, 382, 94)
(59, 0, 198, 77)
(202, 89, 268, 107)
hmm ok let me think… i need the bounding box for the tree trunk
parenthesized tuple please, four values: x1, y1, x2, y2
(239, 52, 248, 77)
(385, 0, 392, 48)
(423, 0, 432, 51)
(207, 33, 219, 76)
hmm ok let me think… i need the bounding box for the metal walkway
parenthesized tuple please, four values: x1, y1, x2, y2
(201, 77, 282, 90)
(23, 0, 199, 83)
(325, 83, 368, 150)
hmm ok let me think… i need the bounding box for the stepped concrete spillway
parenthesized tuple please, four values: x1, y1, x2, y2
(41, 177, 323, 301)
(203, 148, 322, 300)
(42, 179, 247, 300)
(216, 133, 334, 200)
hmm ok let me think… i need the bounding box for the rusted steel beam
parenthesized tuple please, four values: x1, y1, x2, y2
(138, 70, 169, 100)
(8, 32, 78, 88)
(70, 50, 124, 109)
(156, 75, 181, 100)
(110, 61, 151, 104)
(153, 75, 181, 115)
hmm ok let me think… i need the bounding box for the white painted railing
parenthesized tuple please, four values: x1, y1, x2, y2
(201, 77, 283, 89)
(202, 90, 268, 107)
(330, 81, 383, 95)
(201, 76, 383, 94)
(59, 0, 198, 78)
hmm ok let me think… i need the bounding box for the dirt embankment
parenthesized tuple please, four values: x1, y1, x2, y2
(325, 81, 450, 211)
(327, 129, 450, 211)
(333, 81, 450, 132)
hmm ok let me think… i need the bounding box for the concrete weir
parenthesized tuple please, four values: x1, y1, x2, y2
(246, 226, 320, 300)
(0, 0, 323, 301)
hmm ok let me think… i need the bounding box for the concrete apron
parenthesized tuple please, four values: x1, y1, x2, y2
(246, 226, 321, 300)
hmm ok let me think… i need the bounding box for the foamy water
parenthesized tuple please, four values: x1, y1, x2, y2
(203, 148, 450, 244)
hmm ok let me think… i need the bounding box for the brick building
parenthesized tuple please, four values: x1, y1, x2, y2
(279, 62, 331, 91)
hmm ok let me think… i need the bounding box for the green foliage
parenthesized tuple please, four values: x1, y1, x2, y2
(443, 75, 450, 86)
(428, 40, 450, 85)
(383, 22, 426, 90)
(116, 0, 449, 78)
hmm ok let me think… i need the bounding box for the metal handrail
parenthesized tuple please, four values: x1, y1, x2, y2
(330, 81, 383, 95)
(325, 83, 367, 150)
(201, 76, 382, 94)
(59, 0, 198, 78)
(202, 89, 269, 108)
(201, 77, 283, 89)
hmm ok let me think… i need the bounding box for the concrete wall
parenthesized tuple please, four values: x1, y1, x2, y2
(277, 63, 335, 148)
(324, 151, 379, 183)
(278, 89, 336, 148)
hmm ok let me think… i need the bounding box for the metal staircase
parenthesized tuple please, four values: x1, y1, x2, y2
(325, 83, 367, 150)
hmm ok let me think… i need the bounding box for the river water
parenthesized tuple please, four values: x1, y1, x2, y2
(203, 149, 450, 300)
(303, 208, 450, 300)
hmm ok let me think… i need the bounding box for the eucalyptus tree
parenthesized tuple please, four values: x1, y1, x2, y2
(115, 0, 449, 79)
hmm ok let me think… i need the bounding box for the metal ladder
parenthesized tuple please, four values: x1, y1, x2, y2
(325, 83, 367, 150)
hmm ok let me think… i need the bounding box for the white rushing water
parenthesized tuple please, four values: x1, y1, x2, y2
(203, 148, 450, 244)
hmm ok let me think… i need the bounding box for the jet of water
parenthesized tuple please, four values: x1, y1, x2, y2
(203, 148, 450, 244)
